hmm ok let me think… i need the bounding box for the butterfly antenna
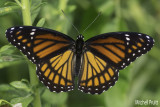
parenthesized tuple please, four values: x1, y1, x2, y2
(61, 10, 80, 35)
(82, 12, 101, 35)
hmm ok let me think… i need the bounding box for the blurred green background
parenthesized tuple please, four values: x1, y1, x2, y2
(0, 0, 160, 107)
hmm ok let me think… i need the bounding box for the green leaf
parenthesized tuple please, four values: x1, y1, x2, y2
(0, 45, 21, 58)
(0, 45, 23, 68)
(0, 6, 20, 16)
(36, 18, 45, 27)
(31, 2, 47, 11)
(0, 45, 15, 54)
(0, 45, 24, 67)
(21, 79, 30, 85)
(10, 94, 33, 107)
(14, 0, 22, 7)
(0, 84, 26, 101)
(10, 81, 31, 92)
(0, 60, 22, 69)
(4, 1, 18, 6)
(0, 56, 14, 62)
(0, 99, 12, 107)
(30, 0, 42, 23)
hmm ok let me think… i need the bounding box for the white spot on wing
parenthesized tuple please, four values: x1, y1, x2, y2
(133, 53, 135, 56)
(125, 34, 129, 37)
(32, 29, 36, 31)
(11, 28, 14, 30)
(23, 46, 26, 49)
(126, 37, 130, 41)
(146, 36, 150, 39)
(30, 32, 35, 35)
(28, 52, 30, 55)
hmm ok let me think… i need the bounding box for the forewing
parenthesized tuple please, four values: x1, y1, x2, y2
(37, 49, 75, 92)
(78, 51, 119, 94)
(5, 26, 75, 63)
(85, 32, 154, 70)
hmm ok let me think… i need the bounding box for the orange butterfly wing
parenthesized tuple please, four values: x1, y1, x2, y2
(6, 26, 75, 63)
(78, 51, 119, 94)
(37, 50, 75, 92)
(78, 32, 154, 94)
(6, 26, 76, 92)
(85, 32, 154, 70)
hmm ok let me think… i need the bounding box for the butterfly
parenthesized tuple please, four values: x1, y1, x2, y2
(5, 26, 154, 94)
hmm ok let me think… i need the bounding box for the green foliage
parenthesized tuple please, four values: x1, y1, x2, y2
(36, 18, 45, 27)
(0, 6, 20, 16)
(10, 94, 33, 107)
(0, 45, 23, 69)
(0, 0, 160, 107)
(0, 99, 12, 107)
(10, 79, 31, 92)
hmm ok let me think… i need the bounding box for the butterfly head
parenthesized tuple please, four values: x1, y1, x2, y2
(77, 34, 84, 40)
(76, 34, 84, 54)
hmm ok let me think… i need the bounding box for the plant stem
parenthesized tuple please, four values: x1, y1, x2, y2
(21, 0, 41, 107)
(28, 62, 41, 107)
(21, 0, 32, 25)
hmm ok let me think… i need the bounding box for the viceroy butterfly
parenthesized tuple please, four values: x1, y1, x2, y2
(5, 26, 154, 94)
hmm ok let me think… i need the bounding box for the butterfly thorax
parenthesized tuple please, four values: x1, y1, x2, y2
(75, 34, 84, 76)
